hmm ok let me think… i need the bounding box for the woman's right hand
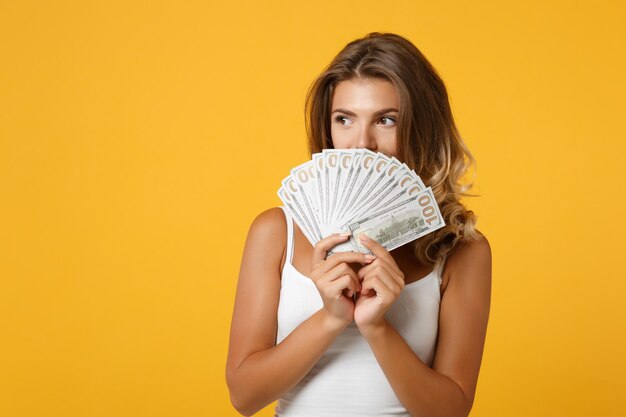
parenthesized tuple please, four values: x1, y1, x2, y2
(309, 233, 375, 328)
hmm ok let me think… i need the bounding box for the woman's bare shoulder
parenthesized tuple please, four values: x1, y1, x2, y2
(445, 229, 492, 280)
(454, 229, 490, 259)
(248, 206, 287, 240)
(245, 207, 288, 268)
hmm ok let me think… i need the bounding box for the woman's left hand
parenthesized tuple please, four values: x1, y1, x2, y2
(354, 234, 405, 334)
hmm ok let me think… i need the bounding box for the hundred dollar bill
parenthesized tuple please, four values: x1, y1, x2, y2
(343, 186, 445, 255)
(277, 185, 318, 246)
(346, 157, 404, 221)
(320, 149, 337, 231)
(349, 178, 419, 225)
(337, 150, 383, 222)
(403, 162, 426, 189)
(332, 150, 357, 228)
(291, 160, 323, 234)
(334, 149, 364, 221)
(312, 153, 326, 227)
(321, 149, 344, 230)
(280, 175, 322, 242)
(335, 149, 375, 222)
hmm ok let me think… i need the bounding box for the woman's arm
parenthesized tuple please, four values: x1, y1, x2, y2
(225, 208, 356, 416)
(360, 236, 492, 417)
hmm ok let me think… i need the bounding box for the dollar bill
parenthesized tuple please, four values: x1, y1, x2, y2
(334, 149, 364, 221)
(277, 185, 318, 245)
(312, 153, 326, 227)
(343, 187, 445, 254)
(291, 160, 323, 234)
(336, 150, 380, 222)
(278, 150, 445, 256)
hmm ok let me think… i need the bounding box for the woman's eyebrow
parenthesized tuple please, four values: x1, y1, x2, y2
(331, 107, 399, 117)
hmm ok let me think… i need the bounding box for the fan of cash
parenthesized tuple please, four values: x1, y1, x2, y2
(277, 149, 445, 255)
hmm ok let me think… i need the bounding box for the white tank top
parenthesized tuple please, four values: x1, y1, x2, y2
(274, 206, 444, 417)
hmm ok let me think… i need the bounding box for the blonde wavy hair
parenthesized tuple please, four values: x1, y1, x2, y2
(304, 32, 483, 268)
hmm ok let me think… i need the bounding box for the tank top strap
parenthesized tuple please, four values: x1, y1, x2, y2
(435, 254, 447, 286)
(279, 206, 295, 263)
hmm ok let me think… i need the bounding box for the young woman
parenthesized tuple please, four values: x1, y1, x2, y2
(226, 32, 492, 417)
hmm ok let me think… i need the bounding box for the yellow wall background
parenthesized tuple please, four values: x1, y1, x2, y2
(1, 1, 625, 416)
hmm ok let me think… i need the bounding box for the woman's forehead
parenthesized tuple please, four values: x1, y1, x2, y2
(331, 78, 399, 112)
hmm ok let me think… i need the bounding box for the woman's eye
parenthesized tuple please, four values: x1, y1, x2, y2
(334, 115, 352, 126)
(379, 116, 396, 126)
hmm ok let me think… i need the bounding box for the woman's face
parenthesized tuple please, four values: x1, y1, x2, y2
(330, 77, 400, 159)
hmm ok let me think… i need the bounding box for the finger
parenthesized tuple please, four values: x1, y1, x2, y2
(312, 233, 352, 265)
(360, 268, 403, 297)
(326, 275, 356, 301)
(357, 234, 402, 274)
(319, 251, 375, 273)
(358, 259, 405, 288)
(360, 276, 394, 303)
(357, 258, 391, 279)
(321, 262, 361, 293)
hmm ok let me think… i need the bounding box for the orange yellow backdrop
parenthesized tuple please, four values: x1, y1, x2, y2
(1, 1, 625, 416)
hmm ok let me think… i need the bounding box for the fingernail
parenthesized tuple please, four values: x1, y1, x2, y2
(365, 254, 376, 260)
(340, 232, 351, 237)
(359, 234, 369, 241)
